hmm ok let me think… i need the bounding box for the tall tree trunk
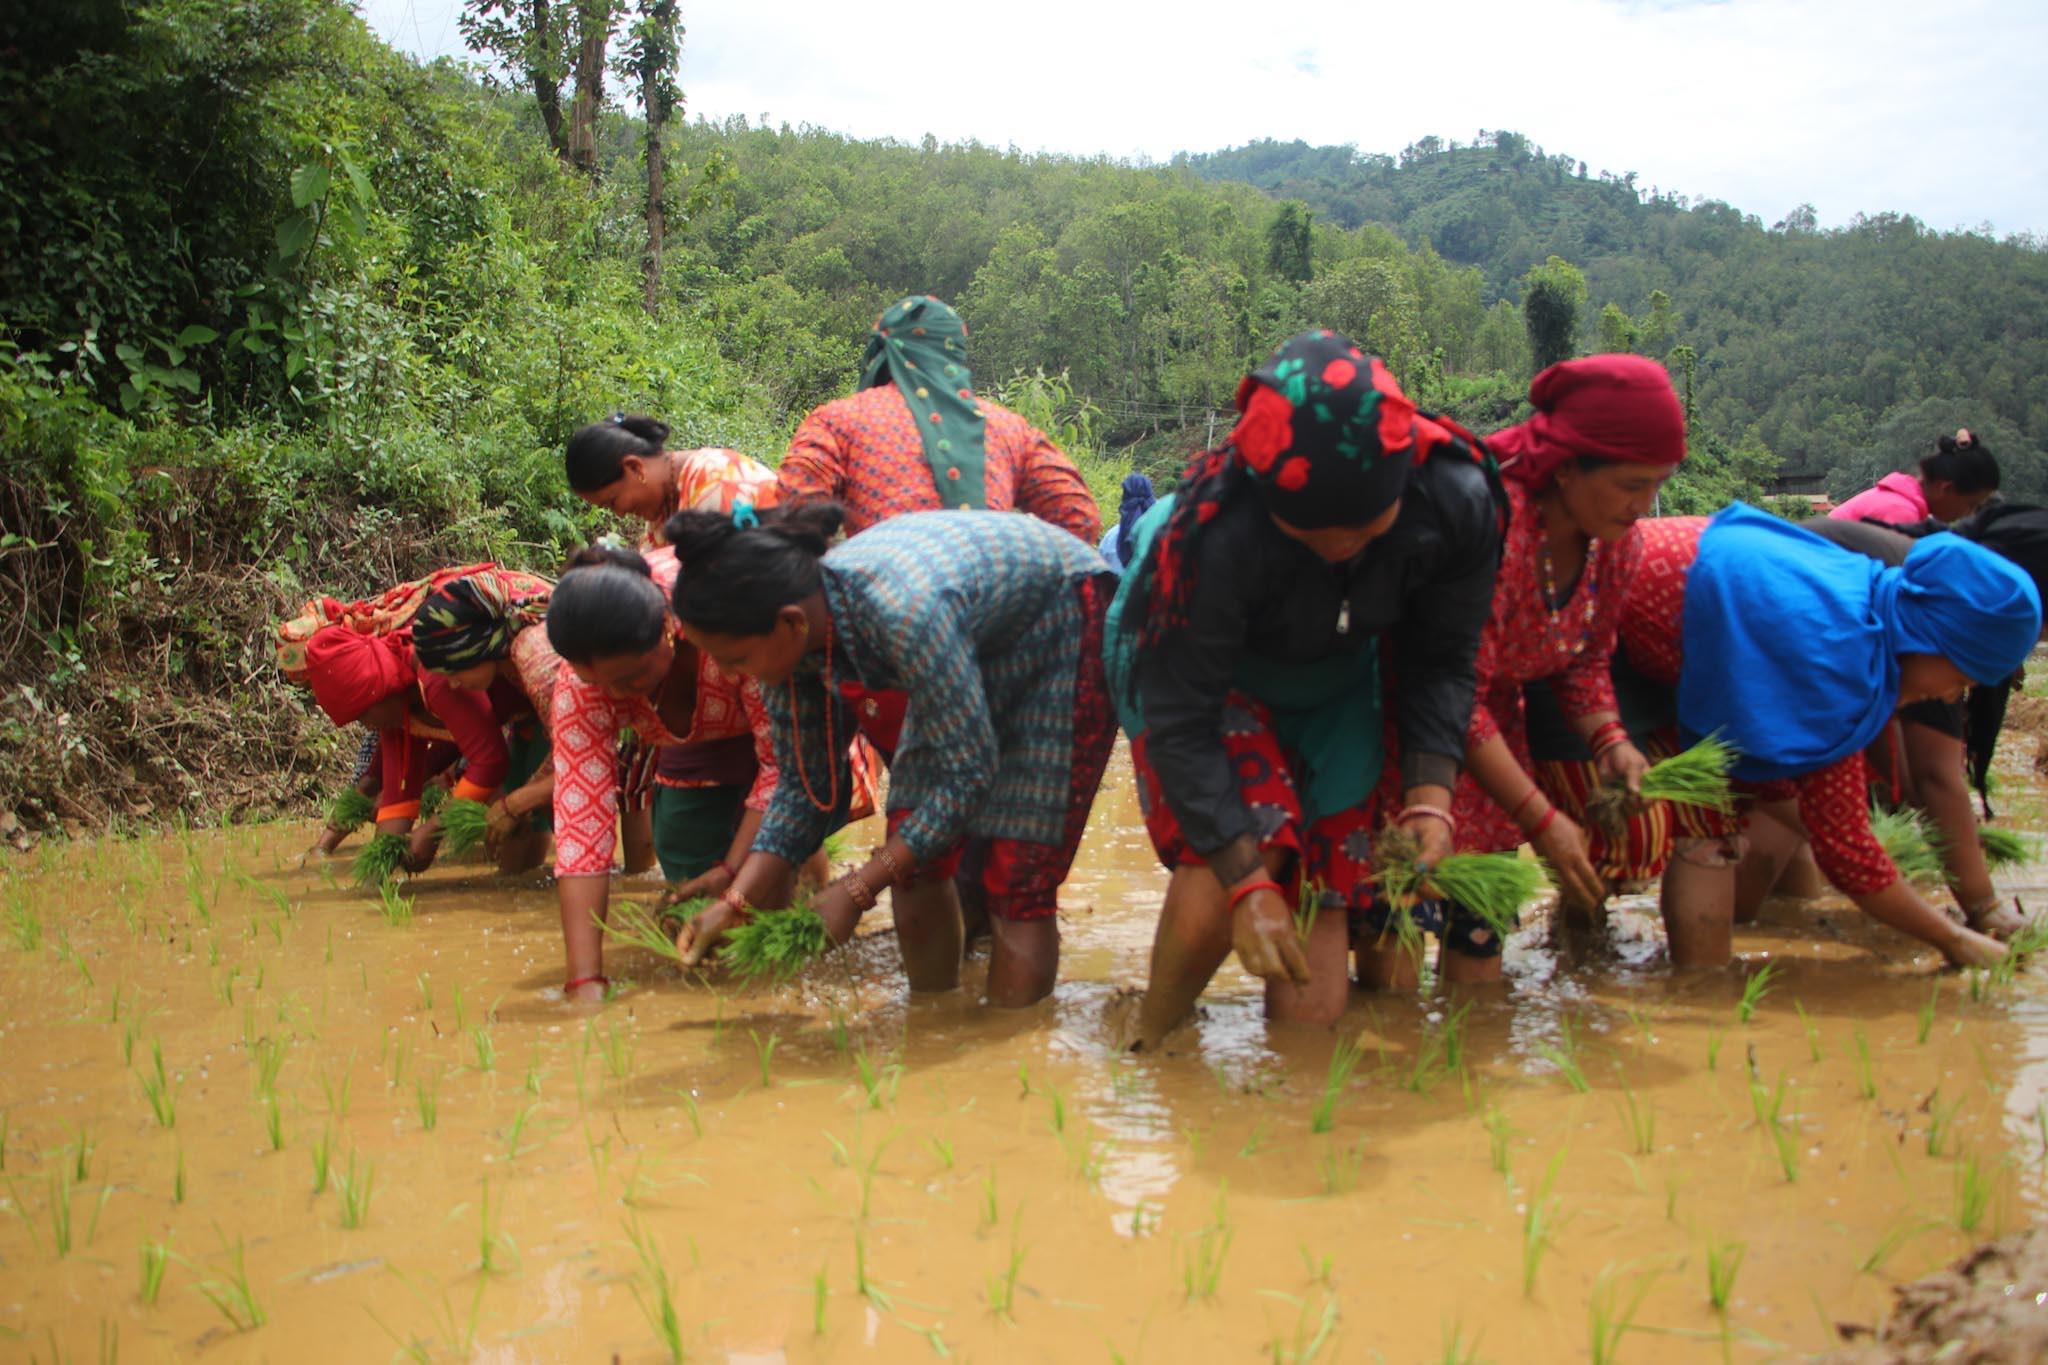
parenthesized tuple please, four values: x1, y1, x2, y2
(568, 1, 610, 176)
(637, 1, 679, 315)
(530, 0, 567, 159)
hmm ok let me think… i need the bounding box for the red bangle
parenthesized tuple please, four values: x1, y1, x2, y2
(1528, 807, 1559, 839)
(563, 974, 609, 994)
(1226, 877, 1284, 913)
(1509, 787, 1544, 822)
(1398, 804, 1456, 835)
(718, 860, 740, 880)
(1588, 722, 1629, 756)
(719, 885, 752, 915)
(840, 873, 878, 912)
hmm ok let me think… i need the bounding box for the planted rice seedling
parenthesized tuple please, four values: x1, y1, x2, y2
(626, 1216, 687, 1362)
(1483, 1106, 1514, 1177)
(310, 1127, 333, 1195)
(1955, 1152, 1994, 1234)
(1311, 1033, 1366, 1132)
(326, 787, 375, 831)
(1179, 1185, 1232, 1302)
(813, 1264, 828, 1334)
(262, 1095, 284, 1152)
(1926, 1088, 1965, 1157)
(251, 1036, 288, 1097)
(1853, 1027, 1877, 1099)
(350, 832, 410, 888)
(1588, 734, 1736, 839)
(195, 1233, 265, 1332)
(852, 1043, 900, 1110)
(1439, 1319, 1485, 1365)
(1871, 805, 1945, 885)
(2, 884, 40, 951)
(415, 1070, 440, 1132)
(1705, 1026, 1726, 1071)
(1861, 1217, 1937, 1274)
(471, 1025, 496, 1073)
(1587, 1263, 1658, 1365)
(750, 1029, 779, 1087)
(985, 1213, 1028, 1321)
(1795, 999, 1823, 1062)
(1736, 960, 1781, 1024)
(1705, 1238, 1745, 1313)
(139, 1237, 171, 1304)
(1521, 1152, 1565, 1297)
(1918, 981, 1940, 1044)
(1618, 1086, 1655, 1155)
(721, 905, 832, 982)
(1319, 1141, 1366, 1195)
(594, 1019, 636, 1082)
(375, 880, 414, 928)
(1538, 1017, 1590, 1093)
(137, 1040, 177, 1128)
(477, 1177, 518, 1275)
(319, 1058, 353, 1122)
(437, 798, 491, 856)
(335, 1148, 376, 1228)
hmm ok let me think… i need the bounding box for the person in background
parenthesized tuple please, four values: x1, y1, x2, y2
(1110, 330, 1504, 1046)
(562, 415, 779, 548)
(1357, 355, 1684, 987)
(1831, 428, 1999, 526)
(1100, 473, 1157, 572)
(776, 295, 1101, 544)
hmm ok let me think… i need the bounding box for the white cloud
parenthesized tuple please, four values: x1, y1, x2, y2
(358, 0, 2048, 235)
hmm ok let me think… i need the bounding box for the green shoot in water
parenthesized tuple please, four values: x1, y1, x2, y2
(437, 798, 491, 856)
(1853, 1027, 1877, 1099)
(1705, 1238, 1745, 1313)
(1538, 1017, 1590, 1093)
(1522, 1151, 1564, 1296)
(1178, 1185, 1232, 1301)
(1588, 734, 1736, 839)
(1926, 1088, 1964, 1157)
(1871, 804, 1945, 885)
(986, 1211, 1028, 1321)
(326, 787, 374, 831)
(263, 1095, 284, 1151)
(478, 1177, 518, 1275)
(1736, 960, 1780, 1024)
(852, 1043, 901, 1110)
(1795, 999, 1823, 1062)
(750, 1029, 779, 1087)
(1484, 1106, 1514, 1177)
(1311, 1033, 1366, 1132)
(251, 1035, 288, 1098)
(1618, 1086, 1655, 1155)
(1587, 1263, 1658, 1365)
(415, 1069, 440, 1131)
(310, 1127, 333, 1195)
(196, 1234, 266, 1332)
(1917, 981, 1940, 1045)
(351, 831, 411, 888)
(335, 1148, 376, 1228)
(137, 1040, 177, 1128)
(1979, 826, 2038, 870)
(1954, 1152, 1993, 1235)
(376, 880, 414, 928)
(594, 1019, 636, 1082)
(721, 906, 832, 982)
(471, 1026, 496, 1073)
(140, 1236, 171, 1304)
(625, 1215, 686, 1362)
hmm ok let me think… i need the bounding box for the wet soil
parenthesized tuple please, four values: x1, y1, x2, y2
(6, 746, 2048, 1361)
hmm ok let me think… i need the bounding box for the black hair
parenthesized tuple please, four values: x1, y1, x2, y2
(544, 545, 668, 663)
(1920, 431, 1999, 493)
(563, 414, 670, 493)
(665, 503, 846, 637)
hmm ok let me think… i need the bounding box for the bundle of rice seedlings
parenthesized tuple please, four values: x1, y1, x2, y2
(351, 831, 412, 888)
(438, 799, 491, 857)
(718, 906, 832, 983)
(419, 782, 448, 821)
(326, 788, 375, 831)
(1871, 805, 1945, 885)
(601, 899, 688, 964)
(1978, 826, 2039, 870)
(1586, 735, 1737, 840)
(1372, 826, 1549, 941)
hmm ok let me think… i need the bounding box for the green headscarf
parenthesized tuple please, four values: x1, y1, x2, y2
(859, 295, 989, 510)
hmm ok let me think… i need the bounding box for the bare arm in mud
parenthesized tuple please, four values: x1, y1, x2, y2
(1904, 722, 2022, 937)
(485, 769, 554, 845)
(314, 765, 382, 854)
(1463, 732, 1607, 911)
(675, 849, 799, 965)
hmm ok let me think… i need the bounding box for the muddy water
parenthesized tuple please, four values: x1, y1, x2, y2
(6, 751, 2048, 1363)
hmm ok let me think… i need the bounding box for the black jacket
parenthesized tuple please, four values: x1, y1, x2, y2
(1135, 452, 1502, 858)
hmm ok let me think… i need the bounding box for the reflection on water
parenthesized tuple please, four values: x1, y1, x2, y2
(2, 744, 2047, 1360)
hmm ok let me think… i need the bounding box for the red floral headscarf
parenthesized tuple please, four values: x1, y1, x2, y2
(1487, 354, 1686, 488)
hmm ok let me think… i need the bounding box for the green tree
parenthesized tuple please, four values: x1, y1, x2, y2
(1519, 256, 1587, 373)
(1596, 302, 1636, 354)
(1265, 200, 1314, 284)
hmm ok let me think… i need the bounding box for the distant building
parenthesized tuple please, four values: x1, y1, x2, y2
(1767, 469, 1833, 517)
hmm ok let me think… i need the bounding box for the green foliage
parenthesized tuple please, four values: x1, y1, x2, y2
(351, 832, 411, 888)
(438, 798, 491, 856)
(719, 906, 831, 982)
(1979, 827, 2036, 870)
(1871, 805, 1946, 885)
(325, 788, 375, 830)
(1520, 256, 1588, 373)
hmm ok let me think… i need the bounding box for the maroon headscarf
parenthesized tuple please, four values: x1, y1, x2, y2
(304, 626, 417, 726)
(1488, 354, 1686, 487)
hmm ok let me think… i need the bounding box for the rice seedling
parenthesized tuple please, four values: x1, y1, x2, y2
(986, 1213, 1028, 1321)
(1237, 1119, 1270, 1158)
(1917, 981, 1939, 1044)
(1991, 911, 2048, 987)
(477, 1177, 518, 1275)
(851, 1226, 891, 1309)
(1046, 1084, 1068, 1135)
(1852, 1027, 1877, 1099)
(1319, 1141, 1366, 1195)
(625, 1216, 686, 1362)
(415, 1070, 440, 1132)
(1860, 1216, 1936, 1274)
(1179, 1185, 1232, 1302)
(195, 1233, 266, 1332)
(416, 973, 433, 1011)
(0, 1110, 8, 1172)
(812, 1264, 828, 1335)
(503, 1101, 545, 1159)
(1705, 1238, 1745, 1313)
(350, 832, 411, 888)
(852, 1043, 901, 1110)
(2, 884, 40, 951)
(1400, 1025, 1451, 1096)
(137, 1040, 177, 1128)
(1736, 960, 1781, 1024)
(1588, 734, 1736, 839)
(470, 1025, 496, 1073)
(980, 1168, 1000, 1232)
(595, 1019, 636, 1082)
(262, 1095, 284, 1152)
(1587, 1262, 1658, 1365)
(33, 1166, 78, 1257)
(1926, 1088, 1965, 1157)
(251, 1035, 288, 1097)
(335, 1148, 376, 1228)
(310, 1127, 333, 1195)
(1871, 805, 1946, 885)
(319, 1058, 353, 1122)
(1439, 1319, 1484, 1365)
(750, 1029, 779, 1087)
(1618, 1086, 1655, 1155)
(326, 787, 375, 831)
(1705, 1026, 1726, 1072)
(1979, 826, 2038, 869)
(1265, 1290, 1340, 1364)
(1518, 1151, 1567, 1297)
(720, 905, 833, 982)
(1538, 1017, 1590, 1093)
(1483, 1106, 1514, 1177)
(173, 1148, 185, 1204)
(139, 1237, 171, 1304)
(1311, 1033, 1367, 1132)
(1954, 1152, 1993, 1234)
(927, 1135, 954, 1171)
(674, 1086, 702, 1138)
(1373, 828, 1548, 939)
(437, 798, 491, 856)
(375, 880, 414, 928)
(1794, 1000, 1823, 1062)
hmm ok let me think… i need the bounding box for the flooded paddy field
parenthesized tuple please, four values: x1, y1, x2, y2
(6, 756, 2048, 1362)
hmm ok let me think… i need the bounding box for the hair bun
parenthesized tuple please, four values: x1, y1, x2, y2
(562, 544, 651, 578)
(617, 414, 670, 446)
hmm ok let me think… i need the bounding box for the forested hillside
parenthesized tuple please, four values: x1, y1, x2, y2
(2, 1, 2038, 832)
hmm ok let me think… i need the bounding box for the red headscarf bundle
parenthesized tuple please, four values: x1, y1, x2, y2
(1488, 354, 1686, 487)
(304, 626, 417, 726)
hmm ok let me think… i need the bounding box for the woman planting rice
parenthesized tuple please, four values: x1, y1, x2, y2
(665, 503, 1120, 1009)
(1356, 354, 1684, 987)
(1618, 507, 2039, 967)
(1831, 428, 2000, 527)
(562, 414, 780, 548)
(774, 295, 1100, 543)
(1109, 330, 1505, 1044)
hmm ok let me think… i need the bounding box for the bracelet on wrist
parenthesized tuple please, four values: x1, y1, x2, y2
(1226, 877, 1284, 913)
(1509, 787, 1544, 822)
(1527, 806, 1559, 839)
(873, 845, 909, 884)
(719, 884, 752, 915)
(1398, 803, 1456, 836)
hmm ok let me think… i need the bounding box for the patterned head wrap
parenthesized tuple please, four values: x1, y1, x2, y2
(859, 295, 989, 512)
(1488, 354, 1687, 488)
(303, 627, 417, 726)
(274, 562, 495, 679)
(1127, 330, 1499, 656)
(410, 568, 554, 672)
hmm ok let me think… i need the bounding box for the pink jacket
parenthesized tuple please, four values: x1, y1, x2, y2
(1830, 472, 1928, 525)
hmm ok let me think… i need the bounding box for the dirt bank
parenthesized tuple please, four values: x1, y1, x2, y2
(1826, 1224, 2048, 1364)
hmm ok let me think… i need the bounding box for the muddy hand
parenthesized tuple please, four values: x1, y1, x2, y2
(1230, 886, 1311, 987)
(677, 900, 743, 967)
(1596, 740, 1651, 799)
(1943, 925, 2007, 970)
(1531, 811, 1607, 911)
(484, 800, 522, 846)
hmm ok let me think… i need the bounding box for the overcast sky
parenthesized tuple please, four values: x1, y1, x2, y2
(358, 0, 2048, 238)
